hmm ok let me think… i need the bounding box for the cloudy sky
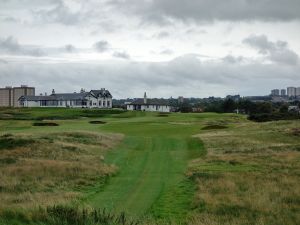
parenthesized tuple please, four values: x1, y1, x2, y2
(0, 0, 300, 98)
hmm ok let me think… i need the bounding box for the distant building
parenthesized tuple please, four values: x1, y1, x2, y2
(0, 85, 35, 107)
(126, 92, 171, 112)
(271, 89, 280, 96)
(287, 87, 296, 97)
(178, 96, 184, 104)
(296, 87, 300, 96)
(281, 89, 286, 96)
(288, 106, 300, 113)
(244, 96, 272, 102)
(226, 95, 241, 101)
(192, 107, 203, 113)
(19, 88, 112, 108)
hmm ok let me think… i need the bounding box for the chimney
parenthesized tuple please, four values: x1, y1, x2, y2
(45, 92, 47, 96)
(52, 89, 55, 95)
(80, 88, 85, 93)
(144, 92, 147, 104)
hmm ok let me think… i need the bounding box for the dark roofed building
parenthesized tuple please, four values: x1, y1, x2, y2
(90, 88, 112, 98)
(18, 88, 112, 108)
(126, 92, 171, 112)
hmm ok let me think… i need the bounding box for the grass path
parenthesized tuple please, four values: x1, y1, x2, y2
(85, 119, 204, 221)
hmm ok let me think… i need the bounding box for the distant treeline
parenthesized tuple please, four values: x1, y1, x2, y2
(113, 98, 300, 122)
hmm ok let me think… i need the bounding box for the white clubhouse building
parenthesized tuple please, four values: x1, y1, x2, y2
(126, 92, 171, 112)
(19, 88, 112, 108)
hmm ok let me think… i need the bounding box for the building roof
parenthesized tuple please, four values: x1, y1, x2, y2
(90, 89, 112, 98)
(51, 92, 91, 100)
(128, 98, 170, 106)
(19, 95, 56, 101)
(19, 92, 92, 101)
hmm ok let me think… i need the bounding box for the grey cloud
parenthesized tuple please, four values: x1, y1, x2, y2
(243, 34, 299, 65)
(93, 41, 110, 53)
(33, 1, 80, 25)
(2, 17, 19, 23)
(1, 54, 299, 98)
(112, 51, 130, 59)
(160, 49, 174, 55)
(0, 59, 8, 64)
(222, 55, 244, 64)
(0, 36, 45, 56)
(0, 0, 61, 9)
(64, 44, 76, 53)
(110, 0, 300, 24)
(155, 31, 170, 39)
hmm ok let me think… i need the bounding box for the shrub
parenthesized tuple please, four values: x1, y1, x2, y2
(248, 112, 300, 122)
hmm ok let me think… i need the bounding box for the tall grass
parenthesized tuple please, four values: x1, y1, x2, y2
(188, 120, 300, 225)
(0, 206, 139, 225)
(0, 132, 122, 209)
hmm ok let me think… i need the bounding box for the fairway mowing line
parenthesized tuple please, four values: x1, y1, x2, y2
(85, 136, 193, 219)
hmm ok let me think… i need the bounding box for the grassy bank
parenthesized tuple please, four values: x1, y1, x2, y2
(188, 120, 300, 225)
(0, 108, 299, 224)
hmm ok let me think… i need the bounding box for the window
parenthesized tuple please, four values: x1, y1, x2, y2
(103, 101, 106, 106)
(107, 101, 110, 107)
(99, 100, 102, 106)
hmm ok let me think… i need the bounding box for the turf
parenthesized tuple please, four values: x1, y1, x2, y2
(84, 118, 206, 221)
(1, 108, 299, 225)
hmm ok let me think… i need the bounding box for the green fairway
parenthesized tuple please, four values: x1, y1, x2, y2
(84, 114, 206, 221)
(1, 108, 299, 225)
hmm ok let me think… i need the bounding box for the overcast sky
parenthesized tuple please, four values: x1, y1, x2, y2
(0, 0, 299, 98)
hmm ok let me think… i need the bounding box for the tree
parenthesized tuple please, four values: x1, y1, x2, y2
(222, 98, 236, 113)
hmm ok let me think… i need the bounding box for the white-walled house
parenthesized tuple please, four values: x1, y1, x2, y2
(126, 93, 171, 113)
(18, 88, 113, 108)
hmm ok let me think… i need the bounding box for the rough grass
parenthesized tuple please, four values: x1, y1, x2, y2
(0, 132, 123, 210)
(1, 110, 299, 225)
(188, 120, 300, 225)
(0, 107, 125, 120)
(0, 206, 140, 225)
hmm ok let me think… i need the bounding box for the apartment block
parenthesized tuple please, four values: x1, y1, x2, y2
(271, 89, 280, 96)
(287, 87, 296, 97)
(0, 85, 35, 107)
(280, 89, 286, 96)
(296, 87, 300, 97)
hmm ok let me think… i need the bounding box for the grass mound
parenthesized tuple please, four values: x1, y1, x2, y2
(89, 121, 107, 124)
(33, 122, 59, 126)
(201, 125, 228, 130)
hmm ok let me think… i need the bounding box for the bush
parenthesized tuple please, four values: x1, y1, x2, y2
(248, 112, 300, 122)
